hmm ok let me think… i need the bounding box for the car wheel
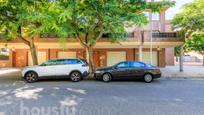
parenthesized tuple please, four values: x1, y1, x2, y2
(24, 72, 38, 83)
(70, 71, 82, 82)
(144, 74, 153, 83)
(102, 73, 112, 82)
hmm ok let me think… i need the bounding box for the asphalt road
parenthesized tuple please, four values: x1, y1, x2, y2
(0, 74, 204, 115)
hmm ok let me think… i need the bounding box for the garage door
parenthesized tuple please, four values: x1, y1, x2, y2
(142, 51, 158, 66)
(58, 51, 76, 59)
(28, 51, 47, 66)
(107, 51, 126, 66)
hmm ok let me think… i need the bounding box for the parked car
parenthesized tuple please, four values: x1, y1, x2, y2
(94, 61, 161, 83)
(22, 59, 89, 83)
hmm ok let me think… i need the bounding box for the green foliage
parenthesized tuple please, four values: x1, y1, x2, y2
(0, 0, 60, 40)
(55, 0, 175, 47)
(172, 0, 204, 54)
(186, 32, 204, 54)
(0, 0, 175, 46)
(172, 0, 204, 32)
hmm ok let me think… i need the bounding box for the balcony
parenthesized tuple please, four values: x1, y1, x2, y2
(39, 31, 183, 43)
(101, 31, 182, 42)
(152, 32, 179, 38)
(150, 32, 182, 42)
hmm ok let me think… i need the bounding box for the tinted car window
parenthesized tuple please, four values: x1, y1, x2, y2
(45, 59, 64, 66)
(130, 62, 145, 68)
(116, 62, 129, 68)
(55, 59, 65, 65)
(41, 60, 56, 66)
(64, 59, 82, 64)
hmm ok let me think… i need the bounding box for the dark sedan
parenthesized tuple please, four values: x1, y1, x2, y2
(94, 61, 161, 83)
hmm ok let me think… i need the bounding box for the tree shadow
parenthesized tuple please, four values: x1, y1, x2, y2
(0, 83, 87, 115)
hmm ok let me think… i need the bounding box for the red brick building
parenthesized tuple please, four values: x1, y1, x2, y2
(0, 9, 184, 68)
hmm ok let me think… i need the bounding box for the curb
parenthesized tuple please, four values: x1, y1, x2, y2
(159, 77, 204, 80)
(84, 76, 204, 80)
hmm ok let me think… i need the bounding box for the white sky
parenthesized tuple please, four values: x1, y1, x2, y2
(166, 0, 194, 20)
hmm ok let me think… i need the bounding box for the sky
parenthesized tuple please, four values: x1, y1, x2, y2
(166, 0, 194, 20)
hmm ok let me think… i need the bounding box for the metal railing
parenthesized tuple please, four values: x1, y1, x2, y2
(40, 32, 179, 39)
(152, 32, 178, 38)
(102, 33, 134, 38)
(40, 33, 59, 38)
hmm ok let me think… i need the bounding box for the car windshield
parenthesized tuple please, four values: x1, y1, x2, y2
(145, 64, 154, 68)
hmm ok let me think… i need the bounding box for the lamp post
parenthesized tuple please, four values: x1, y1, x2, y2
(149, 3, 153, 65)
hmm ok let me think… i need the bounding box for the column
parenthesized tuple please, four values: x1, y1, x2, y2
(139, 46, 143, 62)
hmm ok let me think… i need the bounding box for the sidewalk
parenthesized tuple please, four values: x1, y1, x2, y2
(160, 64, 204, 79)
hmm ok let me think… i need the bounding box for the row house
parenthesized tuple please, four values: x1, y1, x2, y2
(0, 4, 184, 68)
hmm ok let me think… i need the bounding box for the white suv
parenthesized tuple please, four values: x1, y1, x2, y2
(22, 59, 89, 83)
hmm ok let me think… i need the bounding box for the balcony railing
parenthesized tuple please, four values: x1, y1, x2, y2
(39, 32, 181, 42)
(40, 33, 59, 38)
(102, 33, 134, 38)
(40, 33, 76, 38)
(152, 32, 178, 38)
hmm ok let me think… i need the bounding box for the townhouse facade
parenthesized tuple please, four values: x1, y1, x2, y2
(0, 8, 184, 68)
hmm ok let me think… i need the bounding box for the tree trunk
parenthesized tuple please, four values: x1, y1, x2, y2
(86, 47, 95, 74)
(17, 27, 38, 65)
(29, 41, 38, 65)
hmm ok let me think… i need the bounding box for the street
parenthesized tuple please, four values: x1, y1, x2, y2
(0, 74, 204, 115)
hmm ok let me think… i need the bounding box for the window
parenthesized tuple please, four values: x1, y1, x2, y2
(143, 12, 149, 20)
(55, 59, 65, 65)
(64, 59, 82, 64)
(116, 62, 129, 68)
(42, 59, 64, 66)
(130, 62, 145, 68)
(152, 13, 160, 20)
(0, 48, 9, 60)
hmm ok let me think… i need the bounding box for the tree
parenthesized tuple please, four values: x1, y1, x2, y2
(0, 0, 58, 65)
(172, 0, 204, 66)
(55, 0, 175, 73)
(186, 32, 204, 66)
